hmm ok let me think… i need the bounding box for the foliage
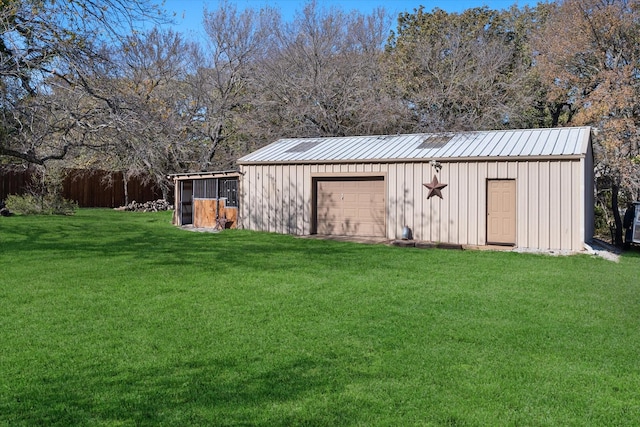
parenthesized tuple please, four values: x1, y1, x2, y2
(4, 193, 77, 215)
(0, 209, 639, 425)
(250, 1, 408, 139)
(384, 6, 545, 131)
(0, 0, 166, 165)
(594, 193, 613, 239)
(102, 28, 199, 197)
(195, 0, 281, 168)
(533, 0, 640, 245)
(3, 164, 77, 214)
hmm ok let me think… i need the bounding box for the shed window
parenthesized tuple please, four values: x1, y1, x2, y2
(191, 177, 238, 207)
(193, 179, 217, 198)
(220, 179, 238, 207)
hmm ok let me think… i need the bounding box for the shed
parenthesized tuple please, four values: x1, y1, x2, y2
(170, 170, 240, 229)
(236, 127, 594, 252)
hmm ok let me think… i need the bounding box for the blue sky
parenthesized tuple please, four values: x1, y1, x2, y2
(161, 0, 538, 40)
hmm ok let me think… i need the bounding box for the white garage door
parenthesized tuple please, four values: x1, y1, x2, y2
(316, 179, 385, 237)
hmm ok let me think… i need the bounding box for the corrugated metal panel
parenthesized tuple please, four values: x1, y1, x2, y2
(507, 130, 532, 156)
(238, 127, 591, 164)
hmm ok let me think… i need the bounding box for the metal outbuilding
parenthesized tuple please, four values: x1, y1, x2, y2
(236, 126, 594, 251)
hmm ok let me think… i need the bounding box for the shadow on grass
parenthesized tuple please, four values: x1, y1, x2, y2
(620, 245, 640, 259)
(5, 355, 366, 426)
(0, 210, 381, 275)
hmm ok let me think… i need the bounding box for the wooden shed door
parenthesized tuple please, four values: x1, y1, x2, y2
(316, 178, 385, 237)
(487, 180, 516, 245)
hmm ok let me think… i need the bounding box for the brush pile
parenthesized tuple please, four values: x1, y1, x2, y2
(118, 199, 172, 212)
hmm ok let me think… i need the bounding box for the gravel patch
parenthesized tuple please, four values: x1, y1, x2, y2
(583, 239, 621, 262)
(509, 239, 620, 262)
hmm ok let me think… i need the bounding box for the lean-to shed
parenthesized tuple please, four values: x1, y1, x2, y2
(170, 170, 240, 229)
(237, 126, 594, 252)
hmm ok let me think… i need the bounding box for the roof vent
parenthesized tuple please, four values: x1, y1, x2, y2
(416, 135, 453, 149)
(286, 140, 321, 153)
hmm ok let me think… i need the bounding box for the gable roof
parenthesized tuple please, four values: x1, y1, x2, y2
(237, 127, 592, 165)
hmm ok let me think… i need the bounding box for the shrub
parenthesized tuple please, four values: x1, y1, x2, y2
(5, 193, 78, 215)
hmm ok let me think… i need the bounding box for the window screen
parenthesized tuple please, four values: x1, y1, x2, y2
(191, 177, 238, 206)
(193, 179, 217, 198)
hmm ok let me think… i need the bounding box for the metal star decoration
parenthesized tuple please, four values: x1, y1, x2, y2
(423, 175, 448, 199)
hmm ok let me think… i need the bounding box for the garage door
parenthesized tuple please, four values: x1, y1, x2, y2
(316, 178, 385, 237)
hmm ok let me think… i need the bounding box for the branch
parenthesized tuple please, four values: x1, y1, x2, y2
(0, 146, 45, 165)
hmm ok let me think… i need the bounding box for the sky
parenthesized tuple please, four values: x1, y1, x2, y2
(161, 0, 538, 40)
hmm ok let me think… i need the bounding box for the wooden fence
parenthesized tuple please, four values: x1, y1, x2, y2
(1, 169, 166, 208)
(0, 169, 31, 200)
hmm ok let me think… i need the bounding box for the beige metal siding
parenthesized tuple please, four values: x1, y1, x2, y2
(239, 164, 387, 236)
(584, 144, 595, 246)
(549, 162, 561, 249)
(239, 156, 588, 251)
(537, 162, 550, 249)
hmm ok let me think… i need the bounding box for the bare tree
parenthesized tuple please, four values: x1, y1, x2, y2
(187, 0, 280, 170)
(105, 28, 199, 200)
(384, 6, 543, 132)
(249, 1, 406, 141)
(17, 27, 198, 201)
(0, 0, 167, 167)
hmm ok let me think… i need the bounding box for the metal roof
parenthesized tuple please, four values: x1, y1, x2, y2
(237, 127, 592, 165)
(168, 170, 240, 181)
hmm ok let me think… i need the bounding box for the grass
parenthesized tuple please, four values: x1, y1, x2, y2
(1, 209, 639, 426)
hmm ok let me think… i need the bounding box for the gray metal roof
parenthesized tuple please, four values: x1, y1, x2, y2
(237, 127, 592, 164)
(168, 170, 240, 181)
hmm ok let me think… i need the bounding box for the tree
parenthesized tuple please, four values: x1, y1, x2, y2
(0, 0, 166, 166)
(188, 0, 280, 170)
(106, 28, 199, 200)
(533, 0, 640, 245)
(384, 6, 544, 132)
(249, 1, 408, 140)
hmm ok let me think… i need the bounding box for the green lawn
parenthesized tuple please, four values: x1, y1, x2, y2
(1, 209, 639, 426)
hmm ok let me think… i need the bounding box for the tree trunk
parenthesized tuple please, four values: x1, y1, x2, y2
(611, 183, 623, 246)
(550, 103, 562, 127)
(123, 174, 129, 206)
